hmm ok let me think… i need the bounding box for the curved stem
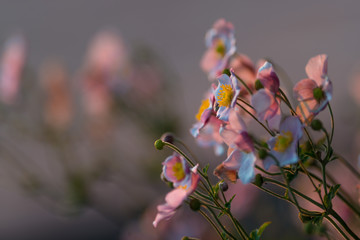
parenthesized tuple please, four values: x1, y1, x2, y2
(325, 216, 350, 240)
(198, 208, 225, 240)
(328, 104, 334, 144)
(233, 72, 253, 95)
(236, 103, 274, 136)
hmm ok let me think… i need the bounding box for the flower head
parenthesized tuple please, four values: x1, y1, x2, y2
(251, 62, 281, 130)
(293, 54, 332, 124)
(201, 19, 236, 79)
(214, 72, 241, 121)
(191, 88, 225, 155)
(263, 116, 303, 169)
(214, 109, 256, 184)
(153, 154, 199, 227)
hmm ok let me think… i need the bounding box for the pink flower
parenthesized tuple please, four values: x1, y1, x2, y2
(201, 19, 236, 79)
(214, 109, 256, 184)
(153, 153, 200, 227)
(191, 88, 225, 155)
(293, 54, 332, 124)
(263, 116, 303, 169)
(0, 34, 26, 104)
(251, 62, 281, 130)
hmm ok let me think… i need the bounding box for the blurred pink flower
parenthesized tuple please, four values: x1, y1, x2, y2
(293, 54, 332, 124)
(201, 19, 236, 80)
(153, 154, 200, 227)
(0, 34, 26, 104)
(40, 60, 72, 130)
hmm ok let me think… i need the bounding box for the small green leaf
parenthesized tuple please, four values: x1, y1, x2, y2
(257, 221, 271, 237)
(202, 164, 209, 175)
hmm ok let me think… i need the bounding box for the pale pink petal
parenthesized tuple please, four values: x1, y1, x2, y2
(251, 89, 278, 121)
(305, 54, 328, 86)
(234, 132, 254, 153)
(257, 62, 279, 93)
(229, 108, 247, 132)
(267, 106, 281, 131)
(293, 78, 318, 101)
(200, 48, 219, 73)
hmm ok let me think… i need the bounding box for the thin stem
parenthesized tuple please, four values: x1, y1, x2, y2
(330, 210, 360, 240)
(198, 209, 225, 240)
(328, 104, 334, 144)
(205, 205, 238, 240)
(255, 164, 281, 176)
(336, 153, 360, 180)
(232, 72, 253, 95)
(236, 97, 254, 110)
(325, 216, 350, 240)
(236, 102, 274, 136)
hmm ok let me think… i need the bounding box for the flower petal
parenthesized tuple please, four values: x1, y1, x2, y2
(257, 61, 279, 93)
(305, 54, 328, 86)
(251, 89, 278, 121)
(293, 78, 318, 101)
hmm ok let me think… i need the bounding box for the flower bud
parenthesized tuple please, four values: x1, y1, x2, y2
(154, 139, 165, 150)
(258, 149, 268, 160)
(299, 212, 313, 223)
(222, 68, 231, 77)
(310, 119, 323, 131)
(254, 174, 264, 187)
(313, 87, 324, 102)
(181, 237, 189, 240)
(161, 132, 175, 144)
(220, 182, 228, 192)
(255, 79, 264, 90)
(189, 198, 201, 211)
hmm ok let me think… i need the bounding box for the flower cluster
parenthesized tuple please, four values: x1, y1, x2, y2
(153, 19, 360, 240)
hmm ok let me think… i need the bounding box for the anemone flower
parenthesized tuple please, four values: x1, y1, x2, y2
(263, 116, 303, 170)
(214, 109, 256, 184)
(201, 19, 236, 80)
(293, 54, 332, 124)
(153, 152, 199, 227)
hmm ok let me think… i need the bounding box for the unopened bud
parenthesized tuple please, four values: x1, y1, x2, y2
(154, 139, 165, 150)
(220, 182, 228, 192)
(181, 237, 189, 240)
(222, 69, 231, 77)
(311, 119, 323, 131)
(189, 198, 201, 211)
(161, 132, 175, 144)
(258, 149, 268, 160)
(313, 87, 324, 102)
(255, 79, 264, 90)
(254, 174, 264, 187)
(299, 213, 313, 223)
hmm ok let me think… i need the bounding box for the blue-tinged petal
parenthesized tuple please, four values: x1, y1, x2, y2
(217, 106, 230, 121)
(223, 149, 256, 184)
(279, 116, 303, 140)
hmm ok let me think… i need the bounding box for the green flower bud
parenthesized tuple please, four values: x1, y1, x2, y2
(299, 213, 313, 223)
(258, 149, 268, 160)
(181, 237, 189, 240)
(220, 182, 228, 192)
(254, 174, 264, 187)
(311, 119, 323, 131)
(255, 79, 264, 90)
(222, 68, 231, 77)
(161, 132, 175, 144)
(154, 139, 165, 150)
(304, 222, 316, 235)
(189, 198, 201, 211)
(313, 87, 324, 102)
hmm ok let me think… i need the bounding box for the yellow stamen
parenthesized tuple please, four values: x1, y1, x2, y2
(196, 99, 210, 121)
(215, 39, 226, 57)
(172, 162, 185, 181)
(217, 84, 233, 107)
(274, 131, 293, 152)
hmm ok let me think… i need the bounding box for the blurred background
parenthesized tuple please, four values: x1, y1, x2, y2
(0, 1, 360, 239)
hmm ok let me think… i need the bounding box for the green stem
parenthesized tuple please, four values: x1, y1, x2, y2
(325, 216, 350, 240)
(255, 164, 281, 176)
(328, 104, 334, 144)
(330, 210, 360, 240)
(232, 72, 253, 95)
(198, 209, 225, 240)
(236, 103, 274, 136)
(205, 205, 238, 240)
(237, 97, 255, 110)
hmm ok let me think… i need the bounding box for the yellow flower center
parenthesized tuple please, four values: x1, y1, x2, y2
(217, 84, 233, 107)
(172, 162, 185, 181)
(196, 99, 210, 121)
(274, 131, 293, 152)
(215, 39, 226, 57)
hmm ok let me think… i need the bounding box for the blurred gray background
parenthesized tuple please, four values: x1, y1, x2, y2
(0, 1, 360, 240)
